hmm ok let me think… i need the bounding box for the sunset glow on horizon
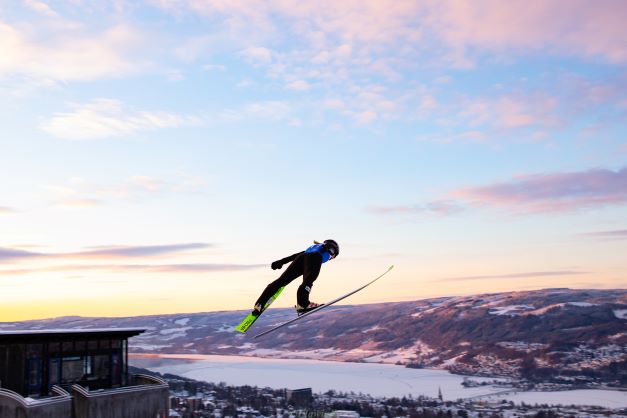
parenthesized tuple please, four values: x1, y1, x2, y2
(1, 1, 626, 322)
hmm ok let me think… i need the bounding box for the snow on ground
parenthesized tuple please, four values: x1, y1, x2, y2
(483, 390, 627, 409)
(131, 343, 172, 351)
(238, 343, 256, 350)
(488, 305, 535, 316)
(475, 295, 510, 308)
(174, 318, 190, 326)
(567, 302, 597, 307)
(496, 341, 549, 351)
(613, 309, 627, 319)
(522, 302, 597, 316)
(248, 348, 296, 357)
(441, 354, 465, 367)
(364, 325, 383, 332)
(526, 303, 566, 315)
(364, 340, 433, 364)
(216, 324, 236, 333)
(158, 327, 192, 340)
(160, 327, 192, 335)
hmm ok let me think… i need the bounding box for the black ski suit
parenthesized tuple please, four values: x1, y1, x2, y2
(254, 250, 323, 309)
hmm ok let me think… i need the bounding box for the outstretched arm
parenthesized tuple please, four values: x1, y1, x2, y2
(271, 251, 304, 270)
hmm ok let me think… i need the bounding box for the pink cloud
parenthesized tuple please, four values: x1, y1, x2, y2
(454, 166, 627, 213)
(578, 229, 627, 240)
(431, 0, 627, 64)
(158, 0, 627, 65)
(0, 22, 147, 82)
(0, 263, 265, 276)
(0, 243, 212, 262)
(460, 93, 561, 130)
(372, 166, 627, 218)
(437, 270, 588, 282)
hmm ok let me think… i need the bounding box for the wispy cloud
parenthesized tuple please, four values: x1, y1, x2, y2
(286, 80, 311, 91)
(436, 270, 589, 282)
(0, 243, 211, 262)
(0, 21, 146, 83)
(454, 166, 627, 213)
(160, 1, 627, 64)
(68, 243, 211, 259)
(429, 1, 627, 65)
(45, 174, 206, 209)
(371, 166, 627, 218)
(217, 101, 292, 122)
(41, 99, 203, 140)
(367, 200, 464, 217)
(46, 177, 148, 208)
(0, 247, 43, 260)
(0, 206, 17, 215)
(241, 46, 273, 64)
(23, 0, 59, 17)
(577, 229, 627, 240)
(144, 0, 627, 127)
(0, 262, 263, 276)
(459, 93, 561, 130)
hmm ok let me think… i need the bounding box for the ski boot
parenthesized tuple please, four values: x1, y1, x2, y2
(295, 302, 323, 316)
(251, 303, 264, 317)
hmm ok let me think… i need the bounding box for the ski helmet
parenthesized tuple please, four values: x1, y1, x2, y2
(324, 239, 339, 258)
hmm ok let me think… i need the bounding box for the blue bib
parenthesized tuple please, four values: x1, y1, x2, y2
(304, 243, 331, 263)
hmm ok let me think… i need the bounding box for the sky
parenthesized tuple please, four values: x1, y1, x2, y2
(1, 0, 626, 322)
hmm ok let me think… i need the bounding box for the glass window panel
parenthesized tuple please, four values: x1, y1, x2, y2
(111, 353, 121, 386)
(62, 341, 73, 352)
(61, 357, 84, 383)
(26, 344, 42, 358)
(88, 340, 98, 350)
(27, 358, 41, 395)
(75, 340, 86, 351)
(84, 356, 92, 376)
(93, 355, 110, 380)
(49, 358, 60, 386)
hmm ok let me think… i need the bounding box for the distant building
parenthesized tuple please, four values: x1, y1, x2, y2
(285, 387, 313, 407)
(329, 411, 360, 418)
(0, 328, 169, 418)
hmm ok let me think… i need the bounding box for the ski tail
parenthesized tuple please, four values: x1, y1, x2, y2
(235, 286, 286, 333)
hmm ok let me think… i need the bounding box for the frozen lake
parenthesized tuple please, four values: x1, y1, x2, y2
(130, 354, 627, 408)
(483, 389, 627, 409)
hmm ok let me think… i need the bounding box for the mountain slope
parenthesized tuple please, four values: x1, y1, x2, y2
(2, 288, 625, 384)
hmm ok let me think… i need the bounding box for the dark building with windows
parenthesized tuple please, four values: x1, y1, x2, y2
(286, 388, 313, 408)
(0, 329, 169, 418)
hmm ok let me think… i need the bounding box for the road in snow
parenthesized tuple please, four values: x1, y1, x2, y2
(130, 354, 627, 408)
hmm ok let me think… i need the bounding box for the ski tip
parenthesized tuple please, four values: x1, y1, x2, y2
(389, 264, 394, 270)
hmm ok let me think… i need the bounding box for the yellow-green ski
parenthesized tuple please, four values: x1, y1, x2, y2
(235, 286, 285, 333)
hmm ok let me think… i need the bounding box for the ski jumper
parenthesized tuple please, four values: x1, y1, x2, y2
(254, 244, 332, 308)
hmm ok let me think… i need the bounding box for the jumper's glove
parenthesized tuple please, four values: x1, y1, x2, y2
(271, 260, 283, 270)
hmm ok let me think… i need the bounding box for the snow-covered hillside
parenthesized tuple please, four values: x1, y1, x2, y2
(2, 288, 625, 385)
